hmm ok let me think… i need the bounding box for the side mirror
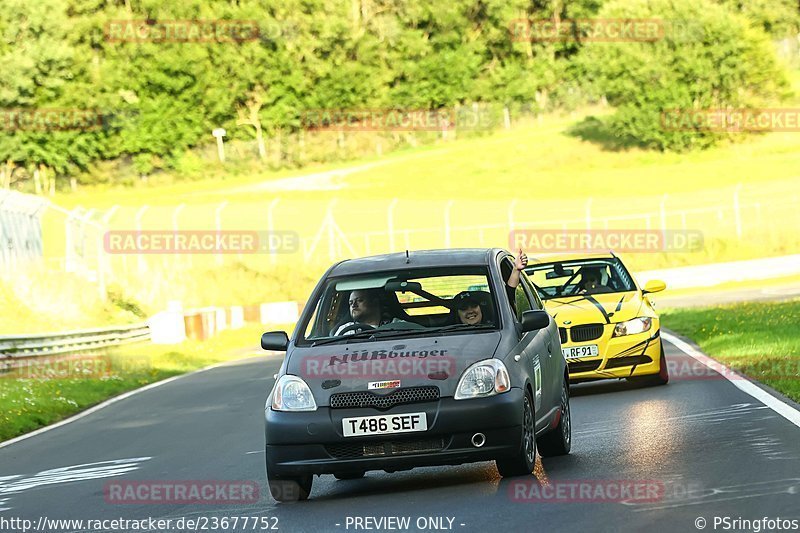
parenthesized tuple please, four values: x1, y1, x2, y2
(521, 310, 551, 332)
(261, 331, 289, 351)
(643, 280, 666, 294)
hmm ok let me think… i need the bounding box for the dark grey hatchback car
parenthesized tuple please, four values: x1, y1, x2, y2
(262, 248, 571, 501)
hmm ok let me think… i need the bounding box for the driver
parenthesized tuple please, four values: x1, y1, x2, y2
(579, 267, 612, 294)
(333, 289, 383, 335)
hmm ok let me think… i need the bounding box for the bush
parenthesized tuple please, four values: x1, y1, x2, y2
(578, 0, 790, 151)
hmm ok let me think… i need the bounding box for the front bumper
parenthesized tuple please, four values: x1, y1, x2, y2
(566, 329, 662, 382)
(265, 388, 523, 476)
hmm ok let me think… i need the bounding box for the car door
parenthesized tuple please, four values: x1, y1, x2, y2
(498, 256, 550, 427)
(521, 273, 562, 415)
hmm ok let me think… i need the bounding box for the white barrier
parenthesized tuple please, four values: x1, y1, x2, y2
(259, 302, 299, 324)
(636, 254, 800, 290)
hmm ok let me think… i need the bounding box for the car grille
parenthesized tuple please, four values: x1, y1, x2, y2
(325, 437, 446, 459)
(570, 323, 605, 342)
(559, 328, 567, 344)
(604, 355, 653, 369)
(568, 360, 602, 373)
(330, 386, 439, 410)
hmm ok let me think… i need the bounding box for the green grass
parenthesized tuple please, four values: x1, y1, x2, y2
(0, 323, 279, 442)
(662, 300, 800, 402)
(57, 108, 800, 207)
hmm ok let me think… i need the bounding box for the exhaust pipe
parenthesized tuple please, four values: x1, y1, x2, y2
(471, 432, 486, 448)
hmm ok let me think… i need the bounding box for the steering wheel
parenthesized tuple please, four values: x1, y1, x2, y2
(337, 322, 377, 336)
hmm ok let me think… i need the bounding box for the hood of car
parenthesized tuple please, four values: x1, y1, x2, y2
(286, 332, 503, 403)
(543, 291, 643, 327)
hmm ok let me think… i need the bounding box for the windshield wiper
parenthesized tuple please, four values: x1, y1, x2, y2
(425, 323, 496, 334)
(310, 324, 495, 345)
(311, 326, 427, 346)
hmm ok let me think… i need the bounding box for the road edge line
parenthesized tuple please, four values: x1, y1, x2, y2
(661, 331, 800, 429)
(0, 351, 270, 450)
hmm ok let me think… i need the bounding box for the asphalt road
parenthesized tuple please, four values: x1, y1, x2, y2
(1, 337, 798, 533)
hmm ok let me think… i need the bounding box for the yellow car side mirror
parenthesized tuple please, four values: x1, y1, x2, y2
(643, 280, 666, 294)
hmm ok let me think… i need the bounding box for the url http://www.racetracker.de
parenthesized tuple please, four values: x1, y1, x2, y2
(0, 515, 280, 532)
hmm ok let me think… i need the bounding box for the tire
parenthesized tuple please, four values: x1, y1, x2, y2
(496, 390, 536, 477)
(334, 471, 365, 480)
(630, 343, 669, 387)
(537, 378, 571, 457)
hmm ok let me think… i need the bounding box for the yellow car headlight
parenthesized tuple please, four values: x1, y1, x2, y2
(612, 317, 652, 337)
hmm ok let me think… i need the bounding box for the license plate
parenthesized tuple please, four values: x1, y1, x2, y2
(342, 412, 427, 437)
(562, 345, 599, 359)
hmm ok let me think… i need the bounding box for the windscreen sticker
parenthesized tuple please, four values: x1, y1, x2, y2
(328, 348, 449, 366)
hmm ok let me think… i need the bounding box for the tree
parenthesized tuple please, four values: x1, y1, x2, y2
(577, 0, 790, 151)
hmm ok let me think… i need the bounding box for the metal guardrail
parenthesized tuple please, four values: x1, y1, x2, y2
(0, 323, 150, 359)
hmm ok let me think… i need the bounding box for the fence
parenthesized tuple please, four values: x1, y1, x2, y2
(0, 190, 47, 270)
(0, 323, 150, 359)
(2, 175, 799, 311)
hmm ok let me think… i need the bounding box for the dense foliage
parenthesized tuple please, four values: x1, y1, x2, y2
(0, 0, 796, 189)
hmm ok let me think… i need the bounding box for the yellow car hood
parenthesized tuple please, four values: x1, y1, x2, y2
(543, 291, 643, 326)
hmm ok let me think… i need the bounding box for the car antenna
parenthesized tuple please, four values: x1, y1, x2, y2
(405, 249, 410, 263)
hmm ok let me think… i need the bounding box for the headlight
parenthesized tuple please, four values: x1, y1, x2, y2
(613, 317, 652, 337)
(454, 359, 510, 400)
(271, 375, 317, 411)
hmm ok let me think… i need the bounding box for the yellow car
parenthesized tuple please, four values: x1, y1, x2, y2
(524, 253, 669, 385)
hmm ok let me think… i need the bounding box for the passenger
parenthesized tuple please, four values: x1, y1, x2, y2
(453, 250, 528, 324)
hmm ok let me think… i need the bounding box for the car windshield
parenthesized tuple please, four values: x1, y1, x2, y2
(525, 258, 636, 300)
(299, 266, 499, 343)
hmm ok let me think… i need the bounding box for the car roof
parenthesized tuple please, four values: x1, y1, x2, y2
(526, 252, 616, 265)
(328, 248, 503, 276)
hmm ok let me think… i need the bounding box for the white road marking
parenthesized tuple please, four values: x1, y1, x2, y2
(0, 358, 255, 450)
(0, 457, 150, 511)
(0, 457, 151, 495)
(662, 331, 800, 429)
(627, 478, 800, 511)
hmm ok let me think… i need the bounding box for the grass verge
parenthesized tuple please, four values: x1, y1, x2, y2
(662, 299, 800, 402)
(0, 323, 283, 443)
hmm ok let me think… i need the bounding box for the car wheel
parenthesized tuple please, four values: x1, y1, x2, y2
(496, 390, 536, 477)
(538, 378, 571, 457)
(334, 471, 365, 480)
(267, 473, 312, 502)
